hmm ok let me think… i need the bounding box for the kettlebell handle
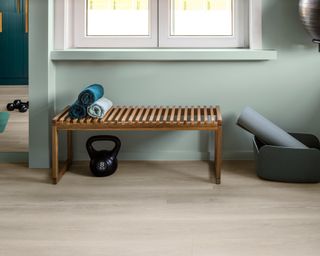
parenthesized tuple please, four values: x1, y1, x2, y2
(86, 135, 121, 159)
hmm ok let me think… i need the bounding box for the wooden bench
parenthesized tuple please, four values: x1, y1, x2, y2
(52, 106, 222, 185)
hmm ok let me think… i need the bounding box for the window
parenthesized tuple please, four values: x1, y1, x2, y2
(55, 0, 261, 49)
(170, 0, 233, 36)
(87, 0, 150, 36)
(73, 0, 158, 47)
(159, 0, 248, 47)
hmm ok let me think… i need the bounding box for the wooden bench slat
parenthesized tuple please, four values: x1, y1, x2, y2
(156, 107, 163, 124)
(142, 107, 151, 123)
(114, 107, 126, 123)
(170, 106, 176, 124)
(183, 107, 188, 124)
(71, 118, 79, 124)
(203, 106, 208, 124)
(55, 107, 69, 123)
(197, 106, 201, 124)
(190, 107, 195, 125)
(177, 106, 182, 125)
(121, 106, 133, 124)
(163, 107, 170, 123)
(100, 107, 115, 123)
(135, 107, 145, 123)
(133, 107, 140, 123)
(86, 117, 93, 124)
(129, 107, 139, 123)
(149, 107, 157, 123)
(107, 108, 121, 123)
(53, 107, 69, 123)
(210, 106, 217, 124)
(59, 110, 70, 122)
(216, 105, 222, 125)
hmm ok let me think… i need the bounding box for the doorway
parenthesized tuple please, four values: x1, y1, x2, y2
(0, 0, 29, 153)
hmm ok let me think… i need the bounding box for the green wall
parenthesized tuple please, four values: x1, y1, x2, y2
(29, 0, 55, 167)
(29, 0, 320, 167)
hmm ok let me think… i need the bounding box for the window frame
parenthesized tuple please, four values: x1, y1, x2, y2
(54, 0, 262, 50)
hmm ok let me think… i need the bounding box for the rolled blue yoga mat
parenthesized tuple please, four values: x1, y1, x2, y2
(69, 101, 87, 119)
(237, 107, 308, 149)
(78, 84, 104, 107)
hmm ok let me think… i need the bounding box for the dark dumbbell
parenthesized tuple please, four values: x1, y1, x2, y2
(19, 104, 28, 113)
(6, 99, 29, 112)
(18, 100, 29, 113)
(7, 99, 22, 111)
(6, 103, 15, 111)
(13, 99, 22, 108)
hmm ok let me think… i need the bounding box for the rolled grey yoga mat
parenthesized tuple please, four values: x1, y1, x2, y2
(237, 107, 308, 149)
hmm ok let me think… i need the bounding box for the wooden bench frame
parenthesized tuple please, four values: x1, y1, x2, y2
(52, 106, 222, 185)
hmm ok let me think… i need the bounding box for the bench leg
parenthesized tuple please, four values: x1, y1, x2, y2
(67, 130, 73, 168)
(214, 126, 222, 184)
(51, 128, 73, 185)
(52, 125, 59, 184)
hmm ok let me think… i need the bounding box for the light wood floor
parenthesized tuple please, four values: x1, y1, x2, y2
(0, 161, 319, 256)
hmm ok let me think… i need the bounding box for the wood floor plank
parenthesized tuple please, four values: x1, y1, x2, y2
(0, 161, 319, 256)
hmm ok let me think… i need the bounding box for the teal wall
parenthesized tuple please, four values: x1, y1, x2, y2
(0, 0, 28, 85)
(29, 0, 320, 167)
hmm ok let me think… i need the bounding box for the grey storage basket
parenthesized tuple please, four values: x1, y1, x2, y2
(253, 133, 320, 183)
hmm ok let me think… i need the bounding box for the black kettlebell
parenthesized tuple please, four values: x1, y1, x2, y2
(86, 135, 121, 177)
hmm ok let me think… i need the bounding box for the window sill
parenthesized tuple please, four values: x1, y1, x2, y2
(50, 49, 277, 61)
